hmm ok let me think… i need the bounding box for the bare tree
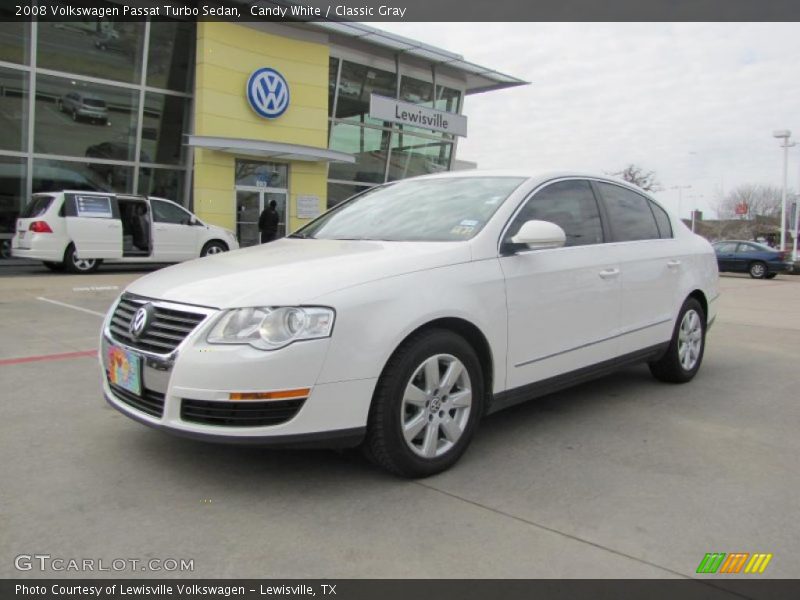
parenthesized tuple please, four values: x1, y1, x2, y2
(713, 184, 784, 219)
(608, 164, 662, 192)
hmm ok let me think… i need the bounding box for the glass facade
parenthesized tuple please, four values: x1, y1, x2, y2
(326, 57, 463, 208)
(0, 20, 467, 248)
(0, 18, 194, 255)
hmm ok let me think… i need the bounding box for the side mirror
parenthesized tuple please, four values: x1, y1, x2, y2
(510, 220, 566, 250)
(189, 215, 198, 226)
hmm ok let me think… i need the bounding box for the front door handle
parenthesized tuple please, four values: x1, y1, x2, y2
(598, 268, 620, 279)
(667, 259, 682, 268)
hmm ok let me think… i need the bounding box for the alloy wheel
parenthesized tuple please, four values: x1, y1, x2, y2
(678, 309, 703, 371)
(400, 353, 472, 458)
(72, 257, 96, 272)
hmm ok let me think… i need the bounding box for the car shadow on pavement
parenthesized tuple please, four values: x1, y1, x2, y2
(104, 366, 655, 490)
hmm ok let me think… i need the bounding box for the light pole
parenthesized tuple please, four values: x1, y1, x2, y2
(670, 184, 692, 220)
(773, 130, 795, 251)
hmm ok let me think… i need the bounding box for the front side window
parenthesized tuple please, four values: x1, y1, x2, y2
(296, 177, 525, 242)
(504, 179, 604, 247)
(596, 182, 660, 242)
(151, 199, 190, 225)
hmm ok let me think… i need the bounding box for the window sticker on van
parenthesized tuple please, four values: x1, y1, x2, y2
(75, 196, 113, 219)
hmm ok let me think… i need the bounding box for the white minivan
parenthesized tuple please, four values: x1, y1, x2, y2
(12, 191, 238, 273)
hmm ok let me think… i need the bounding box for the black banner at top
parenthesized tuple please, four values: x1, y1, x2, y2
(3, 0, 800, 22)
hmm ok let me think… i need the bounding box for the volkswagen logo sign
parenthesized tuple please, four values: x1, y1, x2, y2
(129, 304, 154, 339)
(246, 67, 290, 119)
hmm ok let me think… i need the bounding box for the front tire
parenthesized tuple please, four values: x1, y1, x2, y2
(649, 298, 706, 383)
(749, 261, 767, 279)
(200, 240, 228, 257)
(364, 329, 485, 478)
(64, 245, 100, 274)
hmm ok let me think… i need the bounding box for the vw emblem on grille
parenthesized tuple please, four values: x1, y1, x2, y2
(129, 304, 154, 338)
(246, 67, 290, 119)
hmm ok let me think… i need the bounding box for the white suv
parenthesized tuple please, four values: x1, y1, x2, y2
(100, 172, 719, 477)
(12, 191, 238, 273)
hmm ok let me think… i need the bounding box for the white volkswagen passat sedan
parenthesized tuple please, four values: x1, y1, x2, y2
(101, 172, 719, 477)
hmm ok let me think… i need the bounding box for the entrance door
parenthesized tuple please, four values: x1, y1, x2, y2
(235, 188, 288, 247)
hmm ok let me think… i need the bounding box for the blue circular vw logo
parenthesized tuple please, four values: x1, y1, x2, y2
(246, 68, 290, 119)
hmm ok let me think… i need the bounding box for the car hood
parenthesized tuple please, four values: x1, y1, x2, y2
(125, 238, 472, 308)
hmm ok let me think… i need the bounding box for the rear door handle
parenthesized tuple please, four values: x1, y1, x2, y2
(598, 268, 620, 279)
(667, 259, 682, 268)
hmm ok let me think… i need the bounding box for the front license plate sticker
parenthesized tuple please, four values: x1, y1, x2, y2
(108, 345, 142, 396)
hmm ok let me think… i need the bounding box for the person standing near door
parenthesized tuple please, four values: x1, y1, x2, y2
(258, 200, 280, 243)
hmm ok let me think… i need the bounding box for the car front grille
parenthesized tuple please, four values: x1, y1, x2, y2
(180, 398, 306, 427)
(108, 294, 207, 354)
(110, 383, 165, 418)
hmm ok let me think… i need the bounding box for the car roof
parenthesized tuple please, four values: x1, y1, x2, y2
(408, 169, 653, 193)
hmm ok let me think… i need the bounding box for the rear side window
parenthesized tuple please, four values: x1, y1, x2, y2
(20, 196, 54, 218)
(505, 179, 604, 247)
(152, 199, 191, 225)
(714, 242, 737, 253)
(596, 183, 660, 242)
(649, 200, 673, 238)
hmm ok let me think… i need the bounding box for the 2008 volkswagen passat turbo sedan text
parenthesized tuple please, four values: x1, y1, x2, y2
(101, 172, 719, 477)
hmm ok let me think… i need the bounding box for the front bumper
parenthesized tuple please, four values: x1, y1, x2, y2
(100, 313, 376, 446)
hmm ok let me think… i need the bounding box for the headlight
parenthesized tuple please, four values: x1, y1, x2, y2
(207, 306, 334, 350)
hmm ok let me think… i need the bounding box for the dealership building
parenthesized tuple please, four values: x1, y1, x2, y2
(0, 12, 524, 248)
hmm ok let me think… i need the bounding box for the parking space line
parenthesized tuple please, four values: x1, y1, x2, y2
(36, 296, 106, 317)
(0, 349, 97, 366)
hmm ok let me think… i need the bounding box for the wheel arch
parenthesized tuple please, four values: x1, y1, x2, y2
(201, 239, 229, 254)
(376, 316, 495, 406)
(687, 289, 708, 324)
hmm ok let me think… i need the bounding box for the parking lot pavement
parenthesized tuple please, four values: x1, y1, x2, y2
(1, 269, 798, 579)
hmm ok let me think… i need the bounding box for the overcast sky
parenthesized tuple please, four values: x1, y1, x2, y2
(376, 22, 800, 219)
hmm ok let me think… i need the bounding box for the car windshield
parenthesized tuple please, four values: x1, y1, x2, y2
(20, 195, 55, 218)
(294, 177, 526, 242)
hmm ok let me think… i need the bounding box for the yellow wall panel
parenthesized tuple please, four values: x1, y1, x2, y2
(193, 22, 330, 233)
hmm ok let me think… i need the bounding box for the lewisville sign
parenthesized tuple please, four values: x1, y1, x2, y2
(369, 94, 468, 137)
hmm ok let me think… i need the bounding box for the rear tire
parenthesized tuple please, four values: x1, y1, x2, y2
(43, 261, 66, 272)
(649, 297, 706, 383)
(749, 261, 767, 279)
(200, 240, 228, 257)
(64, 245, 100, 274)
(364, 329, 484, 478)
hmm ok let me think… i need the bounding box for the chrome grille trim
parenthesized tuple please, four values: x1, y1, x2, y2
(106, 293, 217, 357)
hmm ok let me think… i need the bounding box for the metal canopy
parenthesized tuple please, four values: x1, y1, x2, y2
(186, 135, 355, 163)
(303, 21, 529, 94)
